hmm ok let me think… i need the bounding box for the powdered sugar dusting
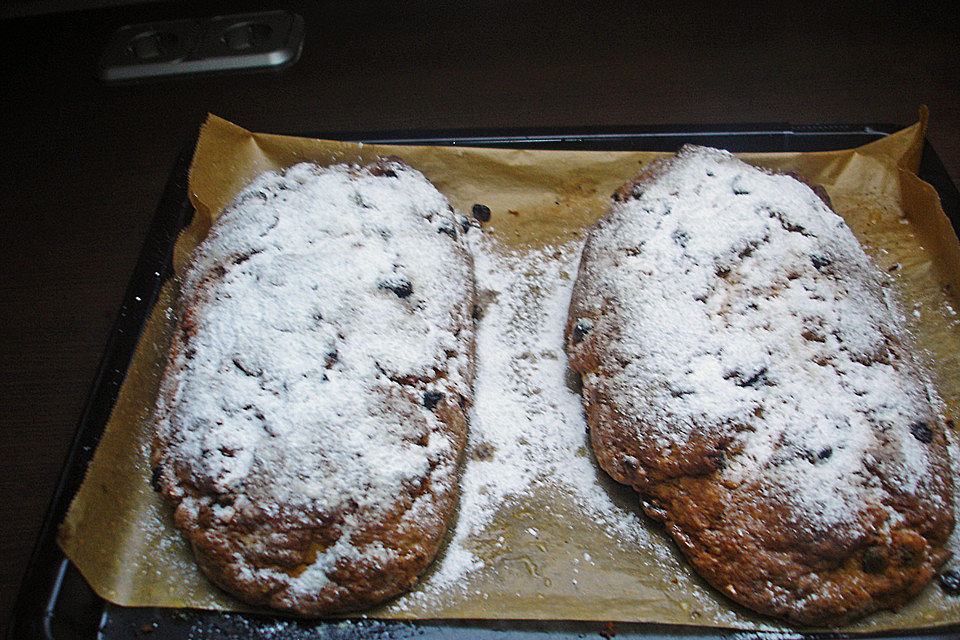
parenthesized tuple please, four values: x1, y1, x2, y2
(569, 145, 951, 542)
(152, 160, 475, 608)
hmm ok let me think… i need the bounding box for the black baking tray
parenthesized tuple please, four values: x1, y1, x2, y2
(9, 124, 960, 640)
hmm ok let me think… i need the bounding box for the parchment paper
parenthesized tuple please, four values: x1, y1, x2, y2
(59, 111, 960, 632)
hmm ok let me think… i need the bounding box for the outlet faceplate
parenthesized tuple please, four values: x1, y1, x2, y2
(98, 10, 304, 82)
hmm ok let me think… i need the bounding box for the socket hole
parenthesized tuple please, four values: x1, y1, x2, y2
(222, 22, 272, 51)
(129, 31, 180, 60)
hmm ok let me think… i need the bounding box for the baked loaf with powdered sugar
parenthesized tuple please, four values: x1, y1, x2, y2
(151, 159, 475, 615)
(565, 146, 954, 625)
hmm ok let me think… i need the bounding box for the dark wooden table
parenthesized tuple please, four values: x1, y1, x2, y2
(1, 0, 958, 634)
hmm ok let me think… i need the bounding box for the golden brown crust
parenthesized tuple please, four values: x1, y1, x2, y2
(171, 402, 469, 614)
(566, 146, 954, 626)
(581, 383, 952, 624)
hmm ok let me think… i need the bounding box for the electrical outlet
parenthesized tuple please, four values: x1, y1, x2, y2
(98, 10, 304, 82)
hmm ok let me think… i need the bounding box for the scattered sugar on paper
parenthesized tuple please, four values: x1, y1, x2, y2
(399, 235, 662, 606)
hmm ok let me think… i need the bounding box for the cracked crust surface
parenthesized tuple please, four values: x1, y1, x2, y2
(566, 146, 954, 625)
(151, 159, 475, 615)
